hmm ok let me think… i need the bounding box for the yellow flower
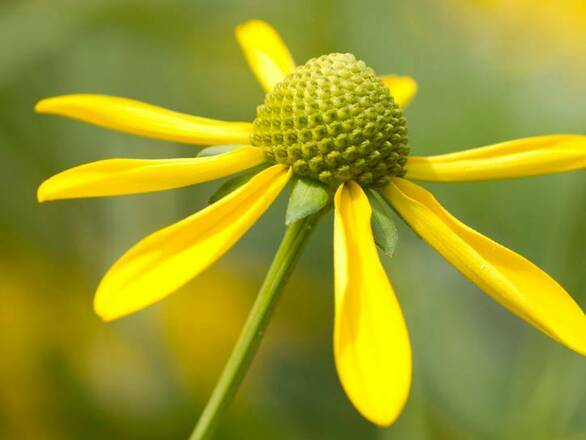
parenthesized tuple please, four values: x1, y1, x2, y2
(37, 19, 586, 428)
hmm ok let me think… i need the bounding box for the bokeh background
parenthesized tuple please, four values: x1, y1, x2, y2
(2, 0, 586, 438)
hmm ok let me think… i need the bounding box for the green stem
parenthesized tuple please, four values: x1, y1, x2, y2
(189, 213, 321, 440)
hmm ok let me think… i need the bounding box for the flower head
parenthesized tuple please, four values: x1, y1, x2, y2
(37, 19, 586, 428)
(252, 53, 409, 187)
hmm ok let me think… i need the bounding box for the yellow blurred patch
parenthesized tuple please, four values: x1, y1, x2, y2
(451, 0, 586, 74)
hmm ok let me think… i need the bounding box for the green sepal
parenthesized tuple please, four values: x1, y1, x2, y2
(285, 177, 331, 225)
(208, 164, 269, 204)
(366, 188, 398, 258)
(197, 145, 240, 158)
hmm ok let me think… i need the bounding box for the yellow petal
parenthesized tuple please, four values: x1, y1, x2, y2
(380, 75, 418, 108)
(94, 165, 291, 321)
(384, 178, 586, 355)
(35, 94, 252, 145)
(406, 135, 586, 182)
(37, 146, 265, 201)
(235, 20, 295, 92)
(333, 181, 412, 426)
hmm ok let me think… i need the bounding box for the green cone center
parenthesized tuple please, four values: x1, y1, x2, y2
(251, 53, 409, 187)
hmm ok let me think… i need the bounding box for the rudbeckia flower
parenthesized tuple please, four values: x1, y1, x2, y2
(37, 19, 586, 429)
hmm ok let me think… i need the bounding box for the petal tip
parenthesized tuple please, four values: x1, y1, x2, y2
(36, 95, 83, 114)
(237, 19, 267, 29)
(348, 371, 411, 428)
(35, 98, 51, 114)
(350, 388, 410, 428)
(35, 95, 76, 114)
(93, 291, 124, 322)
(235, 20, 275, 46)
(95, 309, 116, 323)
(406, 75, 418, 90)
(94, 280, 118, 321)
(564, 320, 586, 356)
(93, 274, 143, 322)
(369, 412, 402, 428)
(37, 183, 51, 203)
(235, 19, 259, 37)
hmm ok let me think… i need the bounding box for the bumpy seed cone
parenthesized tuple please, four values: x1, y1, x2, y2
(252, 53, 409, 187)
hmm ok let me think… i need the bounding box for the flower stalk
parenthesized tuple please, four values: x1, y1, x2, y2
(190, 212, 322, 440)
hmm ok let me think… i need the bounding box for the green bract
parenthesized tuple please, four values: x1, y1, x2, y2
(366, 189, 399, 259)
(285, 177, 330, 225)
(252, 53, 409, 187)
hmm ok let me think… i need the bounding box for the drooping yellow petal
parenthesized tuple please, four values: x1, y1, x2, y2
(235, 20, 295, 92)
(406, 135, 586, 182)
(384, 178, 586, 355)
(380, 75, 418, 108)
(333, 181, 412, 426)
(37, 146, 265, 202)
(94, 165, 291, 321)
(35, 94, 252, 145)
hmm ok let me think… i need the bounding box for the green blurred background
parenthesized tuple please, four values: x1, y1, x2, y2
(1, 0, 586, 438)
